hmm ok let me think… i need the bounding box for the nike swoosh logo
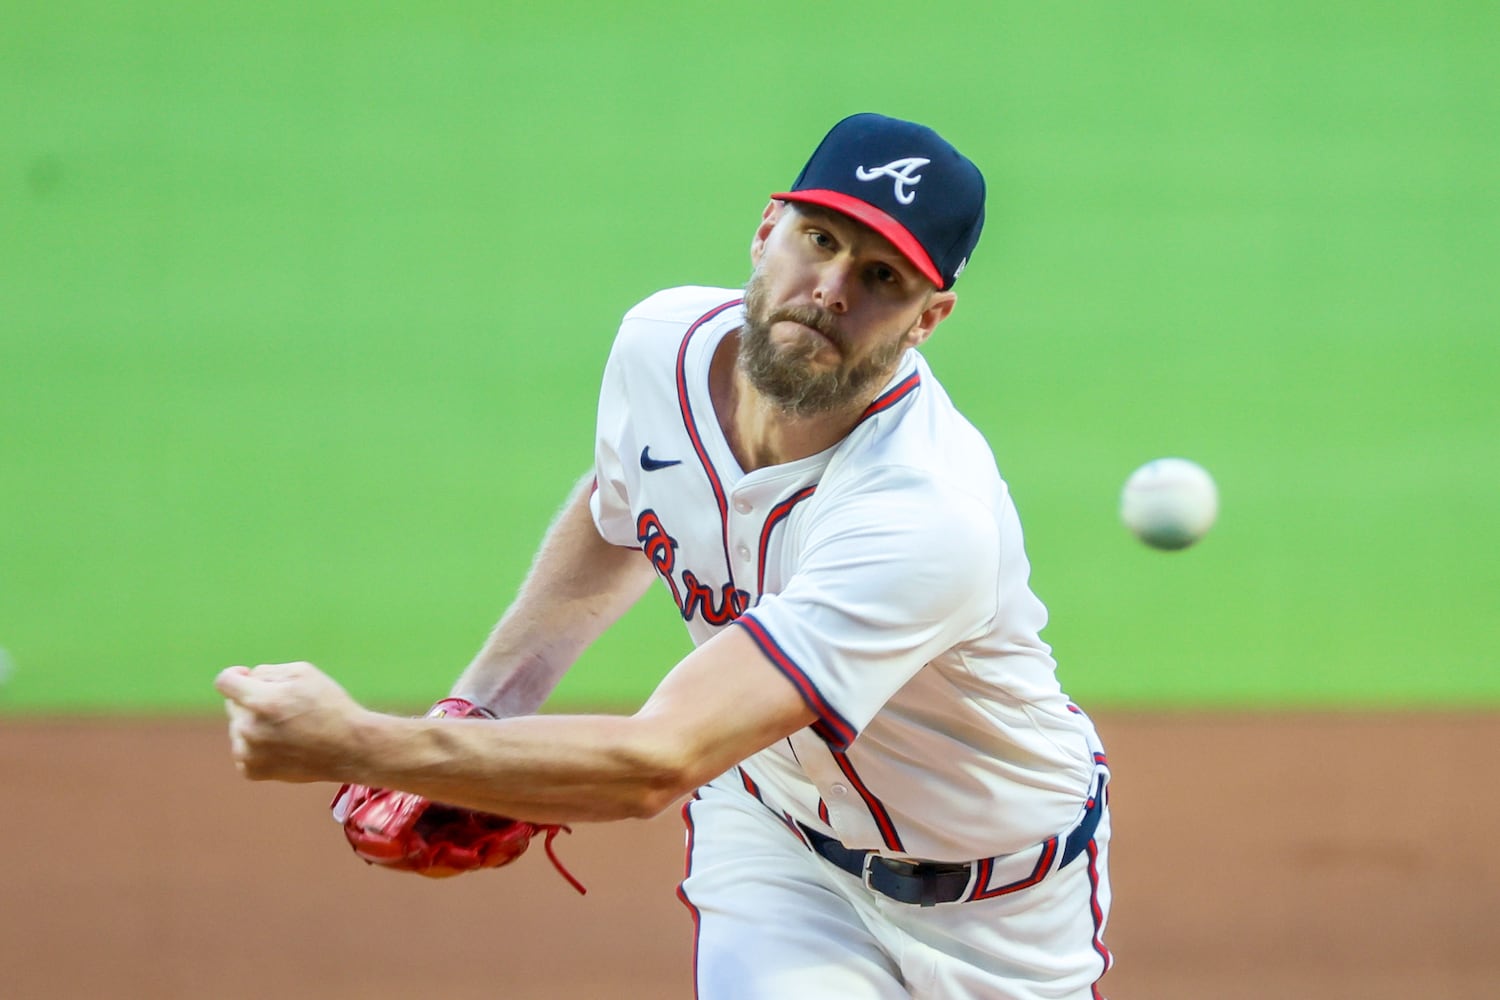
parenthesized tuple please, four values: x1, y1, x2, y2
(640, 446, 682, 472)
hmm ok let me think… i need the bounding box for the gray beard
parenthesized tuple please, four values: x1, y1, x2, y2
(739, 271, 908, 418)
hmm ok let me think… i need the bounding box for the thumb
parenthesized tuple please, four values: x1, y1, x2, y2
(214, 665, 256, 704)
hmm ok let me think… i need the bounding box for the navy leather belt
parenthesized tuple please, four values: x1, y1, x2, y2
(797, 784, 1106, 907)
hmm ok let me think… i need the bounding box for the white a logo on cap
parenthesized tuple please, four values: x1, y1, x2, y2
(855, 157, 930, 205)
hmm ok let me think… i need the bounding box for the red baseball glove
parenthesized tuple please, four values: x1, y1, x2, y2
(330, 698, 586, 893)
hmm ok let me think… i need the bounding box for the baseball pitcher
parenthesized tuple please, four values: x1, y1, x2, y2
(217, 113, 1113, 999)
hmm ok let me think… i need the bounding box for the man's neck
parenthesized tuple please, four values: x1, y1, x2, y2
(709, 330, 873, 473)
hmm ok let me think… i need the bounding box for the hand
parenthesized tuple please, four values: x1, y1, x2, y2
(214, 661, 364, 783)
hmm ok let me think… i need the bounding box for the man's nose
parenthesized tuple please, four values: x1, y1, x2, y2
(812, 261, 852, 314)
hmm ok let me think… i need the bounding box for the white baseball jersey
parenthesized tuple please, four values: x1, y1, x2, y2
(589, 285, 1105, 863)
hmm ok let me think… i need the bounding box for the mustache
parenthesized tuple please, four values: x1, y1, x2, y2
(768, 304, 844, 347)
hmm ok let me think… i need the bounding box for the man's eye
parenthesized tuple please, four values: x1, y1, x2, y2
(810, 230, 834, 249)
(872, 265, 898, 285)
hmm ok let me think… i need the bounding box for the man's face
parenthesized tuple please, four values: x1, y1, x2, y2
(739, 203, 952, 417)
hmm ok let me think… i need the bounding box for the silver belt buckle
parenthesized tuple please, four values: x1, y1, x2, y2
(860, 851, 881, 893)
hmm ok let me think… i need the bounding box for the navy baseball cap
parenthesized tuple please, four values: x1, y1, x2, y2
(771, 113, 986, 290)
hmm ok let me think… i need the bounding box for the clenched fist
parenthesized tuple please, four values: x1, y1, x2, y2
(214, 661, 365, 782)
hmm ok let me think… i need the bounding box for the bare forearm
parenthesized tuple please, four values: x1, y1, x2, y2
(339, 710, 691, 824)
(218, 626, 817, 823)
(453, 476, 657, 715)
(334, 628, 820, 825)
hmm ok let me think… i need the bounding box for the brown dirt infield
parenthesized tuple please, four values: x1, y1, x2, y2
(3, 712, 1495, 999)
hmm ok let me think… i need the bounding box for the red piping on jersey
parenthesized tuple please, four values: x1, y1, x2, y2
(830, 748, 907, 853)
(967, 835, 1058, 901)
(732, 614, 906, 852)
(855, 370, 921, 427)
(675, 298, 744, 597)
(756, 485, 818, 596)
(733, 613, 856, 749)
(737, 766, 810, 842)
(1087, 838, 1113, 996)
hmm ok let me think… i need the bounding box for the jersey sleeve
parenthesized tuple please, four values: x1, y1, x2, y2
(588, 286, 744, 550)
(734, 467, 1001, 749)
(589, 325, 641, 548)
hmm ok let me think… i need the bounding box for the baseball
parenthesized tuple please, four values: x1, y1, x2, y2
(1120, 458, 1219, 550)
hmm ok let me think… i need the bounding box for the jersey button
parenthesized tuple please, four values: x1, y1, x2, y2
(734, 498, 753, 514)
(736, 544, 751, 561)
(831, 783, 849, 797)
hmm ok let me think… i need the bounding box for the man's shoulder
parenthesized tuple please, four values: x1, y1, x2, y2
(806, 371, 1007, 533)
(622, 285, 744, 327)
(845, 360, 1002, 493)
(604, 286, 743, 374)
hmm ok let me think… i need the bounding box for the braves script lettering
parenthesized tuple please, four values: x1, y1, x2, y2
(636, 509, 749, 626)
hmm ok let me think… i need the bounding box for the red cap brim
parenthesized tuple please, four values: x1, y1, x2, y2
(770, 189, 944, 289)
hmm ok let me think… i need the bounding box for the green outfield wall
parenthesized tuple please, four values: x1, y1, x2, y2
(3, 2, 1496, 712)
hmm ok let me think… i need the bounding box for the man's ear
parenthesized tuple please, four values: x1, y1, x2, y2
(750, 200, 784, 267)
(904, 291, 958, 349)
